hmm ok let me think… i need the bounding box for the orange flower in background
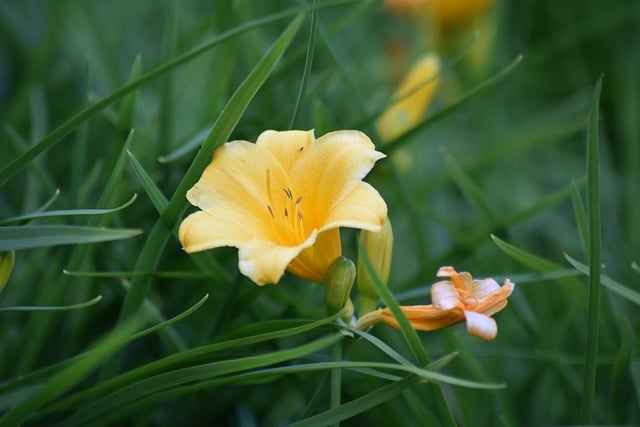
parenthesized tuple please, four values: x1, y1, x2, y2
(356, 266, 514, 340)
(423, 0, 494, 33)
(384, 0, 424, 14)
(385, 0, 494, 31)
(179, 130, 388, 286)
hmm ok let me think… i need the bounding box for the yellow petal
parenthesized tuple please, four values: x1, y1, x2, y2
(256, 130, 315, 173)
(179, 211, 251, 253)
(322, 182, 387, 232)
(464, 310, 498, 340)
(287, 228, 342, 283)
(238, 232, 318, 286)
(186, 140, 291, 241)
(292, 130, 386, 229)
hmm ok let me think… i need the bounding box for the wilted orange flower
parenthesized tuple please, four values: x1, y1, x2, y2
(355, 266, 514, 340)
(179, 130, 387, 286)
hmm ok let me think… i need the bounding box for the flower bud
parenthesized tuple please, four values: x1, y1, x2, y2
(324, 256, 356, 321)
(357, 217, 394, 315)
(0, 250, 15, 294)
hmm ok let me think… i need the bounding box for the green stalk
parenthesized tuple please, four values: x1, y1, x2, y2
(580, 75, 603, 423)
(330, 340, 343, 427)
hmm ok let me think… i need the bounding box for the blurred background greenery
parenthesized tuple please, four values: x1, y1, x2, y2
(1, 0, 639, 425)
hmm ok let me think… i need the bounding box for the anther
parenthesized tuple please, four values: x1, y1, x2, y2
(267, 205, 275, 218)
(282, 188, 293, 199)
(295, 196, 302, 205)
(284, 208, 289, 218)
(298, 211, 303, 220)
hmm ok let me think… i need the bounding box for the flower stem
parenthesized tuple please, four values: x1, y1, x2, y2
(330, 339, 343, 427)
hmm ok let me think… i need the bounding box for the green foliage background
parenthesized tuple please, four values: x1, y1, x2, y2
(1, 0, 639, 425)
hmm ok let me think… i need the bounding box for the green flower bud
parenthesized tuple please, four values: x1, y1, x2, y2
(0, 250, 15, 294)
(357, 217, 393, 315)
(324, 256, 356, 321)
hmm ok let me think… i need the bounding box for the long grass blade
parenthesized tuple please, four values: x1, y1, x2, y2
(564, 253, 640, 305)
(580, 75, 603, 423)
(0, 225, 142, 251)
(0, 194, 138, 225)
(289, 0, 318, 128)
(358, 239, 457, 427)
(0, 9, 305, 187)
(0, 295, 102, 312)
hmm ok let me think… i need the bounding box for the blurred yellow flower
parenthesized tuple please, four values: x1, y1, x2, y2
(179, 130, 388, 286)
(424, 0, 494, 33)
(376, 53, 441, 142)
(384, 0, 494, 31)
(0, 250, 15, 294)
(356, 266, 514, 340)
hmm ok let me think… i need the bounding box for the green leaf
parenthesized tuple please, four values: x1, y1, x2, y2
(0, 294, 209, 397)
(0, 317, 144, 427)
(127, 150, 169, 214)
(114, 14, 306, 330)
(570, 180, 589, 256)
(289, 376, 419, 427)
(0, 295, 102, 313)
(357, 239, 457, 427)
(157, 125, 212, 163)
(491, 234, 560, 272)
(0, 225, 142, 251)
(490, 234, 587, 305)
(0, 194, 138, 225)
(581, 75, 603, 423)
(0, 8, 305, 187)
(117, 55, 143, 130)
(442, 148, 497, 224)
(384, 55, 523, 153)
(57, 333, 343, 426)
(564, 253, 640, 306)
(288, 0, 318, 128)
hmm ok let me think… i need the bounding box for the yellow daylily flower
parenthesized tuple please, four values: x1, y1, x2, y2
(355, 266, 514, 340)
(179, 130, 388, 286)
(376, 53, 441, 142)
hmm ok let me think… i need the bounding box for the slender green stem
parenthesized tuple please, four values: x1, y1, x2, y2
(330, 340, 344, 427)
(289, 0, 318, 129)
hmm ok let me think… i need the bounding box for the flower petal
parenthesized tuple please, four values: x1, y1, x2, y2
(470, 277, 501, 299)
(186, 140, 291, 241)
(179, 211, 251, 253)
(238, 232, 318, 286)
(430, 281, 461, 310)
(256, 130, 315, 173)
(464, 310, 498, 340)
(287, 228, 342, 283)
(322, 182, 387, 232)
(471, 279, 515, 316)
(381, 305, 464, 331)
(291, 130, 386, 229)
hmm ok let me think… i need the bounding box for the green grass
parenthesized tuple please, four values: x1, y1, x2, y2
(1, 0, 639, 425)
